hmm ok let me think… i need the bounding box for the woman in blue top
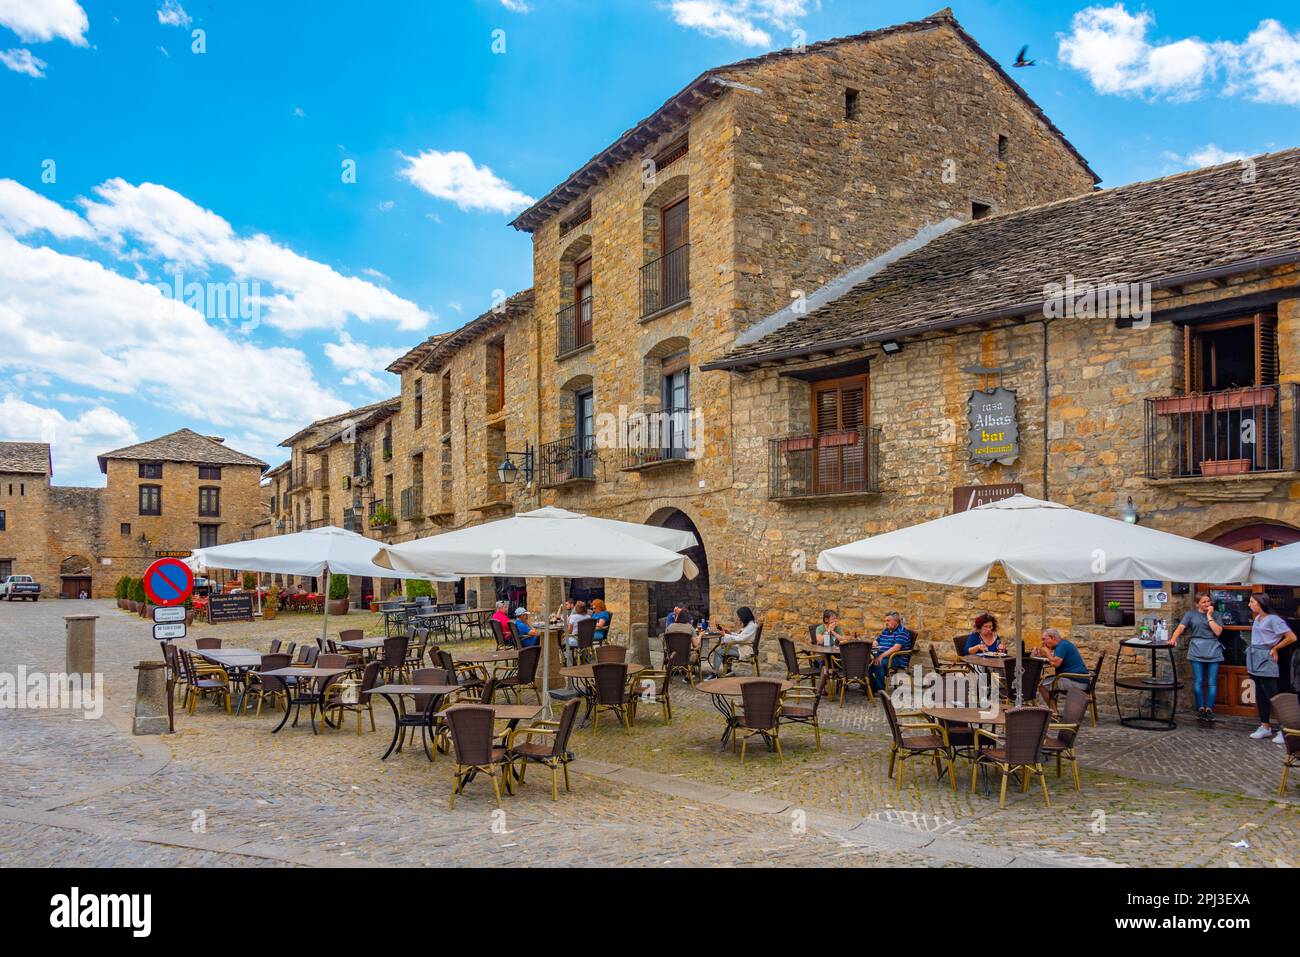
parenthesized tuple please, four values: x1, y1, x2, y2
(964, 613, 1004, 655)
(1246, 594, 1297, 743)
(1170, 593, 1225, 722)
(590, 598, 612, 643)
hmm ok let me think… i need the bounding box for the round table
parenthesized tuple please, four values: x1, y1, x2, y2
(457, 649, 519, 664)
(560, 662, 645, 726)
(922, 705, 1007, 725)
(697, 677, 793, 750)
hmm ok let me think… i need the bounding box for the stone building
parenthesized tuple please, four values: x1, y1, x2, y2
(0, 429, 267, 598)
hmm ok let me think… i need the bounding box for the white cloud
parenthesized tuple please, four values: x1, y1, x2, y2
(1060, 5, 1300, 106)
(669, 0, 809, 48)
(0, 0, 88, 45)
(397, 150, 535, 214)
(0, 394, 138, 485)
(156, 0, 191, 27)
(500, 0, 529, 11)
(1181, 144, 1250, 168)
(323, 334, 405, 393)
(0, 47, 45, 76)
(293, 106, 306, 117)
(77, 178, 431, 331)
(362, 267, 390, 282)
(0, 179, 91, 238)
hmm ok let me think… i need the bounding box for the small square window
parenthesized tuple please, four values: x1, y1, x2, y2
(120, 522, 130, 536)
(844, 88, 860, 120)
(972, 201, 993, 220)
(198, 466, 222, 481)
(998, 134, 1009, 160)
(139, 462, 163, 479)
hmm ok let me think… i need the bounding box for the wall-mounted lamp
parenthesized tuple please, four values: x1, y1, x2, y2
(497, 445, 535, 485)
(1120, 496, 1140, 525)
(881, 340, 903, 356)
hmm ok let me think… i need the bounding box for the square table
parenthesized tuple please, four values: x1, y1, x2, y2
(365, 682, 462, 760)
(261, 667, 350, 734)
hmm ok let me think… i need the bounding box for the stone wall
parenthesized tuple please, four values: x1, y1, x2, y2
(0, 469, 57, 594)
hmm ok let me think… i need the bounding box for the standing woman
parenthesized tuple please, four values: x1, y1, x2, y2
(1246, 593, 1297, 743)
(1170, 593, 1225, 723)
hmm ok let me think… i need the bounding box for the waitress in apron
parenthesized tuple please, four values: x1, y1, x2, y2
(1246, 593, 1297, 744)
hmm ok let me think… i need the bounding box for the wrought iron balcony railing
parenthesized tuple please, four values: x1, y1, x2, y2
(769, 427, 881, 500)
(539, 435, 596, 488)
(1143, 383, 1298, 479)
(618, 407, 696, 470)
(557, 296, 593, 357)
(640, 244, 689, 318)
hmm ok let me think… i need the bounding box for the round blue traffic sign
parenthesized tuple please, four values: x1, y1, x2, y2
(143, 558, 194, 607)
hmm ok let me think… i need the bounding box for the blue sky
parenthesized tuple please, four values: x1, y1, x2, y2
(1, 0, 1297, 484)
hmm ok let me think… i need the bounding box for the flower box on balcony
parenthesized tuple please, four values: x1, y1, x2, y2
(778, 436, 815, 453)
(817, 431, 860, 449)
(1152, 395, 1211, 415)
(1212, 387, 1274, 411)
(1200, 458, 1252, 477)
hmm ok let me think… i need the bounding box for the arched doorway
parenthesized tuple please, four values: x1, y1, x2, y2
(1201, 522, 1300, 714)
(59, 555, 93, 599)
(646, 507, 709, 629)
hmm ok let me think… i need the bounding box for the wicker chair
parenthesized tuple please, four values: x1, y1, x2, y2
(405, 628, 430, 670)
(195, 637, 222, 650)
(879, 634, 918, 695)
(507, 699, 581, 801)
(570, 618, 599, 665)
(268, 639, 282, 655)
(663, 628, 699, 686)
(780, 636, 821, 687)
(489, 618, 509, 648)
(929, 644, 970, 676)
(627, 668, 671, 724)
(444, 705, 513, 808)
(724, 622, 765, 677)
(495, 645, 542, 705)
(178, 649, 231, 715)
(734, 677, 783, 764)
(971, 707, 1053, 808)
(1000, 656, 1046, 706)
(838, 640, 874, 707)
(779, 667, 827, 750)
(1044, 651, 1105, 726)
(595, 644, 627, 664)
(591, 662, 630, 731)
(326, 661, 382, 735)
(879, 693, 953, 791)
(380, 635, 409, 683)
(1040, 687, 1089, 791)
(951, 635, 969, 659)
(1271, 693, 1300, 797)
(243, 653, 291, 717)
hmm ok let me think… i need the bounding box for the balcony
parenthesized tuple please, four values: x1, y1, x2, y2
(640, 244, 689, 319)
(769, 427, 881, 501)
(311, 468, 326, 489)
(556, 296, 593, 358)
(539, 436, 596, 489)
(1144, 384, 1298, 483)
(619, 407, 696, 471)
(400, 485, 423, 521)
(288, 468, 308, 491)
(368, 498, 396, 531)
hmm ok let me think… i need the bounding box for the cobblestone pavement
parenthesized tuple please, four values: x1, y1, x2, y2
(0, 600, 1295, 867)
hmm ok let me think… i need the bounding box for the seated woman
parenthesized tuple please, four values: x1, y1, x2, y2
(511, 608, 539, 648)
(564, 601, 592, 662)
(590, 598, 612, 643)
(870, 611, 914, 692)
(711, 606, 758, 675)
(814, 609, 846, 646)
(964, 613, 1004, 655)
(491, 600, 512, 640)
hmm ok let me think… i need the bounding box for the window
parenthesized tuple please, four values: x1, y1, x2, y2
(0, 560, 11, 580)
(0, 510, 5, 531)
(845, 88, 860, 120)
(972, 201, 992, 220)
(1093, 581, 1135, 626)
(997, 134, 1009, 160)
(661, 197, 689, 255)
(574, 388, 595, 479)
(198, 466, 222, 480)
(811, 374, 869, 493)
(139, 484, 161, 516)
(414, 377, 424, 430)
(662, 352, 690, 454)
(1184, 313, 1278, 393)
(199, 524, 219, 549)
(139, 462, 162, 479)
(120, 522, 130, 536)
(199, 486, 221, 517)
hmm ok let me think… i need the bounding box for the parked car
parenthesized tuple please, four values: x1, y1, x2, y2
(1, 575, 41, 601)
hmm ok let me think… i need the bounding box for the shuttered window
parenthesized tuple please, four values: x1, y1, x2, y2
(1183, 311, 1277, 392)
(812, 374, 868, 493)
(662, 197, 689, 254)
(1092, 581, 1136, 626)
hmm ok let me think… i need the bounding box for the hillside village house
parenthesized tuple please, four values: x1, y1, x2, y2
(0, 429, 267, 598)
(265, 9, 1299, 714)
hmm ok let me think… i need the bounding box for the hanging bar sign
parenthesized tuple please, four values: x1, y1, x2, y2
(967, 388, 1019, 466)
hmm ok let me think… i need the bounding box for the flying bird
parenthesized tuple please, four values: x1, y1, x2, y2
(1013, 45, 1035, 68)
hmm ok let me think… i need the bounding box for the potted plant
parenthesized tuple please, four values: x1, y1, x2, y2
(1212, 386, 1274, 411)
(1152, 394, 1211, 415)
(242, 571, 257, 591)
(129, 577, 145, 613)
(327, 574, 350, 616)
(1103, 600, 1125, 627)
(405, 580, 434, 601)
(369, 505, 395, 529)
(264, 586, 280, 621)
(1200, 458, 1252, 477)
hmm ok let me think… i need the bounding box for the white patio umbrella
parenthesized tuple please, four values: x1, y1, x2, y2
(817, 495, 1253, 704)
(372, 506, 699, 715)
(1247, 541, 1300, 585)
(188, 525, 453, 649)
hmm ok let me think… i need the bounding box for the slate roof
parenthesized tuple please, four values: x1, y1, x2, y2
(706, 147, 1300, 370)
(387, 333, 451, 375)
(418, 290, 534, 373)
(510, 8, 1096, 232)
(279, 397, 400, 448)
(97, 429, 267, 473)
(0, 442, 51, 475)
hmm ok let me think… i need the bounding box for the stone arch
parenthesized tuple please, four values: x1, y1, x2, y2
(558, 234, 593, 306)
(642, 173, 689, 263)
(641, 335, 691, 400)
(60, 555, 92, 577)
(645, 506, 710, 632)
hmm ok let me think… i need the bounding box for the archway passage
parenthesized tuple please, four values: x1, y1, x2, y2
(59, 555, 93, 599)
(1203, 522, 1300, 714)
(646, 508, 709, 631)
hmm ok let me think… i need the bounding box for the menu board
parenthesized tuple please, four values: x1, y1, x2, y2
(206, 593, 254, 624)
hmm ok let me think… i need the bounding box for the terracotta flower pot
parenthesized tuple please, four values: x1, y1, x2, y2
(1153, 394, 1211, 415)
(327, 599, 350, 616)
(1200, 458, 1252, 477)
(1212, 387, 1274, 411)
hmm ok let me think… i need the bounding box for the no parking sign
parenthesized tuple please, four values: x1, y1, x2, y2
(142, 557, 194, 607)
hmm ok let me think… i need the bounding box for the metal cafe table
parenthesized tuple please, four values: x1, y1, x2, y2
(1113, 637, 1181, 730)
(261, 666, 350, 734)
(559, 662, 646, 726)
(365, 682, 461, 760)
(697, 676, 792, 750)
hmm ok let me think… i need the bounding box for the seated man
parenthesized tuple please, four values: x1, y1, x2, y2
(512, 608, 539, 649)
(870, 612, 914, 692)
(1038, 628, 1088, 705)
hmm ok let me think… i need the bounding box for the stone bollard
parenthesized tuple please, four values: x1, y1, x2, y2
(64, 614, 98, 676)
(629, 623, 650, 666)
(133, 662, 171, 735)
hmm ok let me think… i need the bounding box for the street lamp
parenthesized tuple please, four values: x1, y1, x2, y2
(497, 445, 534, 484)
(1120, 496, 1140, 525)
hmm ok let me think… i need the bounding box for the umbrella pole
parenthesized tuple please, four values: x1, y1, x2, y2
(541, 575, 554, 719)
(322, 562, 330, 652)
(1014, 583, 1024, 708)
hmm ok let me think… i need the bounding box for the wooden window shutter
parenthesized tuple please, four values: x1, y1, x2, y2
(1183, 324, 1203, 393)
(1093, 581, 1136, 626)
(574, 256, 592, 288)
(1255, 312, 1279, 386)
